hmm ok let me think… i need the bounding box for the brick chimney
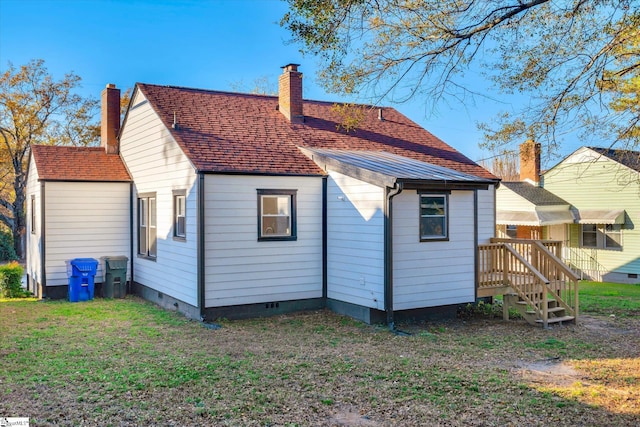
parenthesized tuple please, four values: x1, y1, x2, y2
(101, 83, 121, 154)
(520, 140, 541, 185)
(278, 64, 304, 123)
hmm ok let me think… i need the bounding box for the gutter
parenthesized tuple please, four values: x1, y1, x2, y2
(197, 172, 206, 321)
(384, 182, 403, 331)
(40, 182, 46, 296)
(322, 176, 328, 299)
(129, 182, 134, 292)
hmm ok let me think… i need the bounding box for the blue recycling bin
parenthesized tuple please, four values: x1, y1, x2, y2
(66, 258, 99, 302)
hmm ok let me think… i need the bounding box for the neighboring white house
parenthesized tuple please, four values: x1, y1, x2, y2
(26, 64, 500, 325)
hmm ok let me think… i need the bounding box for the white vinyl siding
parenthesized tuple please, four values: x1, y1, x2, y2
(204, 175, 323, 307)
(42, 182, 130, 286)
(326, 172, 385, 310)
(477, 187, 496, 244)
(393, 190, 476, 310)
(544, 147, 640, 277)
(119, 90, 199, 306)
(25, 156, 42, 294)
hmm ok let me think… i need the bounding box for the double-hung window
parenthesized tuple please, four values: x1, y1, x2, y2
(581, 224, 622, 250)
(138, 193, 157, 258)
(173, 190, 186, 241)
(420, 193, 448, 241)
(257, 189, 297, 241)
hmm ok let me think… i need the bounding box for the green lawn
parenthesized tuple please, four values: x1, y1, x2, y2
(579, 281, 640, 317)
(1, 293, 638, 426)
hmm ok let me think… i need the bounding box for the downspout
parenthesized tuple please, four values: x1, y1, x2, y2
(322, 176, 328, 300)
(129, 182, 134, 293)
(384, 182, 403, 330)
(197, 172, 205, 321)
(40, 182, 46, 297)
(473, 189, 478, 300)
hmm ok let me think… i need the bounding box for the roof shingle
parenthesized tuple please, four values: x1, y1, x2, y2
(137, 83, 497, 180)
(31, 145, 131, 182)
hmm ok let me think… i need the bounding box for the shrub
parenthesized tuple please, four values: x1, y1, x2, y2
(0, 231, 18, 262)
(0, 262, 27, 298)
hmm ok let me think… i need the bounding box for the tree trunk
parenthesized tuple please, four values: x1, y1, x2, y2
(13, 171, 26, 260)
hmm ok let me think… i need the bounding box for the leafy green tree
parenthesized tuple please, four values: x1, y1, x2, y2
(281, 0, 639, 154)
(0, 59, 99, 259)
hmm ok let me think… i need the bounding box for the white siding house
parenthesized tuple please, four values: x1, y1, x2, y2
(25, 144, 132, 299)
(27, 66, 499, 326)
(203, 175, 323, 310)
(119, 89, 200, 312)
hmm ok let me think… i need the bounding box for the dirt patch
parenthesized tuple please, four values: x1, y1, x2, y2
(516, 358, 581, 387)
(329, 405, 381, 426)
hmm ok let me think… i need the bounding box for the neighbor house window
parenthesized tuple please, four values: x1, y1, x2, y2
(257, 189, 297, 241)
(420, 193, 448, 241)
(581, 224, 622, 250)
(604, 224, 622, 249)
(581, 224, 598, 248)
(138, 193, 157, 258)
(30, 196, 36, 234)
(506, 225, 517, 239)
(173, 190, 186, 241)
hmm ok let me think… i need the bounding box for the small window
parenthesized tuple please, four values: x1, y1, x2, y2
(506, 225, 517, 239)
(581, 224, 598, 248)
(173, 190, 186, 241)
(30, 196, 36, 234)
(138, 193, 157, 258)
(604, 224, 622, 249)
(581, 224, 623, 250)
(257, 189, 297, 241)
(420, 194, 448, 241)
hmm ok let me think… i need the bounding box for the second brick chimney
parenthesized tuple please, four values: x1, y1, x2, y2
(519, 140, 541, 185)
(278, 64, 304, 123)
(101, 83, 121, 154)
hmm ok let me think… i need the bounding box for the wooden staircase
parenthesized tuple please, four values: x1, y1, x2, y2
(504, 294, 575, 326)
(478, 239, 579, 328)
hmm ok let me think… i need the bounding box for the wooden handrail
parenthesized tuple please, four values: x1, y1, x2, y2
(503, 243, 549, 285)
(533, 241, 579, 281)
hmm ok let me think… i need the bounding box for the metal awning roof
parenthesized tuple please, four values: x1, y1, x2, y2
(574, 209, 626, 224)
(299, 148, 497, 189)
(496, 210, 575, 226)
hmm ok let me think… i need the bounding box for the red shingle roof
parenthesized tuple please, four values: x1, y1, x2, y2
(137, 84, 497, 180)
(31, 145, 131, 182)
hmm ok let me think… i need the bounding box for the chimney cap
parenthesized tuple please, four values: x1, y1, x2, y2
(281, 63, 301, 72)
(106, 83, 117, 89)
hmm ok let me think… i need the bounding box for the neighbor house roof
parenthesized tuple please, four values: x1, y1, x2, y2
(136, 83, 497, 181)
(500, 182, 569, 206)
(587, 147, 640, 172)
(31, 145, 131, 182)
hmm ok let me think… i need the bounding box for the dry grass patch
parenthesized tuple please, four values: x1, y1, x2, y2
(1, 298, 639, 426)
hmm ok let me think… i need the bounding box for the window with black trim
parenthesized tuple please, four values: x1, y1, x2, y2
(138, 193, 157, 258)
(173, 190, 186, 241)
(30, 196, 36, 234)
(420, 194, 448, 241)
(581, 224, 623, 250)
(257, 189, 297, 241)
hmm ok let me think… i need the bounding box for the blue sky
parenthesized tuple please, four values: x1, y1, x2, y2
(0, 0, 576, 165)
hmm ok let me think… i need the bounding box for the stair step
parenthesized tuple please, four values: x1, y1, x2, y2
(535, 315, 575, 324)
(526, 306, 566, 315)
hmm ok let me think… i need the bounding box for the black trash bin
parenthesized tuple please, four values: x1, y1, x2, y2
(102, 256, 128, 298)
